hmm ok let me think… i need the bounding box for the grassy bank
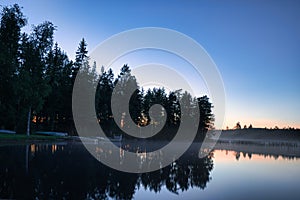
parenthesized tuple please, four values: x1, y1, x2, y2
(0, 134, 68, 142)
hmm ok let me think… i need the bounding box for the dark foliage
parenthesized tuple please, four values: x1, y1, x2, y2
(0, 4, 214, 139)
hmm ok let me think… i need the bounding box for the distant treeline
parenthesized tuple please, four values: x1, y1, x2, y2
(0, 4, 214, 139)
(226, 122, 299, 131)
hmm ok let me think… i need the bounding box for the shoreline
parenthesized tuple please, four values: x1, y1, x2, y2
(1, 129, 300, 158)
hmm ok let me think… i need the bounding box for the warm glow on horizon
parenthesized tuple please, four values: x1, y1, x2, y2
(223, 118, 300, 130)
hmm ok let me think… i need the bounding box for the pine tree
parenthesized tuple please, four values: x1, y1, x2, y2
(197, 95, 214, 131)
(0, 4, 26, 130)
(71, 38, 88, 82)
(42, 43, 72, 131)
(112, 64, 139, 130)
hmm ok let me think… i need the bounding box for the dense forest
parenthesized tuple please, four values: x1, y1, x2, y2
(0, 4, 214, 140)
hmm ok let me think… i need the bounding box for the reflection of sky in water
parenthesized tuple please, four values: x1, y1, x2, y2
(205, 150, 300, 200)
(135, 149, 300, 200)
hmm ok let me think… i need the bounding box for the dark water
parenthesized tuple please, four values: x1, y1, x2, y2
(0, 142, 299, 199)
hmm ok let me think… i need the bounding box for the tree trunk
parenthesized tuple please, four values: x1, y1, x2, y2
(51, 113, 55, 131)
(26, 106, 31, 136)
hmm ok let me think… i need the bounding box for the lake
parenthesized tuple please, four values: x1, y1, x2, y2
(0, 141, 299, 199)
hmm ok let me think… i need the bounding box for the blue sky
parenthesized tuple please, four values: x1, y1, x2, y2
(2, 0, 300, 128)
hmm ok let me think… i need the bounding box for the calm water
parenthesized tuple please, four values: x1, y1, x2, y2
(0, 142, 299, 199)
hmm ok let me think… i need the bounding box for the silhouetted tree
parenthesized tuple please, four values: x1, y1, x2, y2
(17, 21, 55, 135)
(197, 95, 214, 135)
(0, 4, 26, 130)
(96, 67, 115, 136)
(112, 64, 139, 130)
(166, 91, 180, 126)
(71, 38, 88, 84)
(41, 43, 73, 131)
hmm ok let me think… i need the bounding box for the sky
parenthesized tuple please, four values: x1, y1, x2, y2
(2, 0, 300, 129)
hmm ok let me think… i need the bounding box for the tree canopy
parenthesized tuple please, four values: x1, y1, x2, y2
(0, 4, 214, 140)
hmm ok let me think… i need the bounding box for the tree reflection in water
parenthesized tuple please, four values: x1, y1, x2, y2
(0, 143, 213, 199)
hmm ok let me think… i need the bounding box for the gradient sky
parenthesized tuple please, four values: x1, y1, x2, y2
(2, 0, 300, 128)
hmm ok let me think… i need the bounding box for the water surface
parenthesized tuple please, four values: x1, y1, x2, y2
(0, 142, 299, 199)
